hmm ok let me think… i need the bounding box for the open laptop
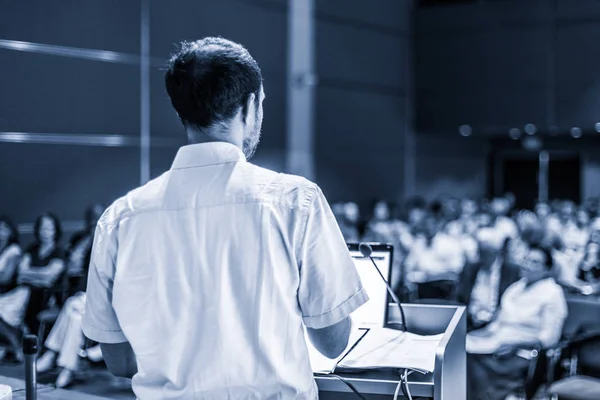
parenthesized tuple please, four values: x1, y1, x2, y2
(346, 242, 393, 328)
(306, 243, 394, 373)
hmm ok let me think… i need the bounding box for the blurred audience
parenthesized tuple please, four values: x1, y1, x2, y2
(36, 204, 105, 388)
(0, 213, 64, 362)
(0, 194, 599, 398)
(458, 227, 519, 331)
(466, 246, 567, 400)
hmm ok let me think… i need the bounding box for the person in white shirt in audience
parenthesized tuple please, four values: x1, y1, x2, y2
(466, 246, 568, 400)
(81, 37, 368, 400)
(404, 214, 466, 299)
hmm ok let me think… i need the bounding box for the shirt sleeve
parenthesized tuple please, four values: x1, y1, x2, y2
(297, 186, 369, 329)
(81, 222, 128, 344)
(538, 287, 568, 348)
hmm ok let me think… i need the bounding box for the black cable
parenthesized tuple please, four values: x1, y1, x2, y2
(316, 373, 368, 400)
(364, 254, 408, 331)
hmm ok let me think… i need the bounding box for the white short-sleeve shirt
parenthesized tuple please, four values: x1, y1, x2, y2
(82, 142, 368, 400)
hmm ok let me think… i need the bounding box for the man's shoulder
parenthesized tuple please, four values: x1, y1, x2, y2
(98, 173, 170, 229)
(244, 164, 320, 211)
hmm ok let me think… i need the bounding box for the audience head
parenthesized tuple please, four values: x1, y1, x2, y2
(417, 214, 438, 240)
(590, 218, 600, 244)
(490, 197, 510, 217)
(535, 202, 551, 220)
(85, 204, 105, 231)
(520, 246, 553, 283)
(34, 213, 62, 245)
(372, 200, 391, 221)
(0, 216, 19, 247)
(504, 192, 516, 211)
(461, 198, 478, 218)
(476, 227, 506, 259)
(331, 203, 345, 220)
(559, 200, 576, 222)
(165, 37, 264, 159)
(576, 208, 590, 227)
(441, 197, 461, 221)
(344, 202, 360, 225)
(405, 197, 427, 227)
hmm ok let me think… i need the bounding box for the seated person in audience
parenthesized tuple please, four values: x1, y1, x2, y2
(362, 200, 397, 243)
(490, 197, 519, 241)
(458, 228, 520, 331)
(466, 246, 568, 400)
(332, 202, 360, 243)
(446, 198, 480, 237)
(65, 204, 104, 296)
(36, 205, 105, 387)
(0, 217, 21, 293)
(404, 215, 466, 299)
(36, 291, 103, 387)
(444, 217, 478, 265)
(589, 217, 600, 245)
(561, 208, 590, 251)
(558, 241, 600, 296)
(0, 213, 64, 362)
(506, 211, 544, 265)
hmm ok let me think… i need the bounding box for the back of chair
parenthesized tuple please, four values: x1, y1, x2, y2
(564, 296, 600, 373)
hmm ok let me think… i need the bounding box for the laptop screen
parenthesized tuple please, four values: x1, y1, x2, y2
(347, 243, 393, 328)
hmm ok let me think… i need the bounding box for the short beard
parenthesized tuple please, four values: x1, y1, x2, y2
(242, 127, 261, 160)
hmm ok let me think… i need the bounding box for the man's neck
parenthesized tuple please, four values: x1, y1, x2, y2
(187, 125, 243, 148)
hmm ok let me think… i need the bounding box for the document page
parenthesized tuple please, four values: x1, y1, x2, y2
(306, 328, 368, 374)
(337, 328, 443, 373)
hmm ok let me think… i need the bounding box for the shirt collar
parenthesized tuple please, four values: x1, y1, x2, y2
(171, 142, 246, 170)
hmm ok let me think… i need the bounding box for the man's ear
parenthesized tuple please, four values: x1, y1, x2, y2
(243, 92, 256, 125)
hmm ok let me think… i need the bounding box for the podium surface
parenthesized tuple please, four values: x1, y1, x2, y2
(316, 303, 466, 400)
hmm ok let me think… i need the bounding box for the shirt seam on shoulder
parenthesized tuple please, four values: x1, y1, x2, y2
(102, 196, 315, 230)
(295, 185, 320, 262)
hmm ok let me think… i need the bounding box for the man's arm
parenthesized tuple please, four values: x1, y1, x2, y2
(99, 342, 138, 378)
(0, 252, 20, 285)
(306, 317, 352, 359)
(296, 186, 369, 358)
(18, 259, 65, 288)
(82, 219, 132, 379)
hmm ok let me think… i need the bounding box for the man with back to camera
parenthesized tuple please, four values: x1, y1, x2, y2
(81, 37, 369, 399)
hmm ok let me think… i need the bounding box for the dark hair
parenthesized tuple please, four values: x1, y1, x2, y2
(530, 245, 554, 270)
(85, 204, 104, 227)
(165, 37, 263, 131)
(33, 213, 62, 243)
(0, 216, 19, 246)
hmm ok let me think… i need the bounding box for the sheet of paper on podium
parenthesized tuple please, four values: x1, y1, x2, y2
(337, 328, 443, 373)
(306, 328, 368, 374)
